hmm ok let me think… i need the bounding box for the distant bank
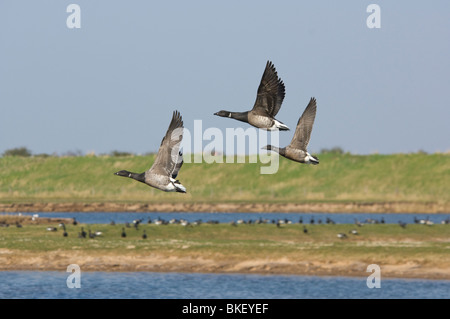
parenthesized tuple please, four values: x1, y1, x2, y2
(1, 201, 448, 213)
(0, 153, 449, 213)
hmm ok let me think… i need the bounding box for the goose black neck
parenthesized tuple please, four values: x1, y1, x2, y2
(130, 172, 145, 183)
(265, 146, 286, 156)
(230, 111, 249, 123)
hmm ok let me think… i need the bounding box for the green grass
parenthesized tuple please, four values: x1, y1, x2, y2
(0, 153, 449, 204)
(1, 223, 449, 262)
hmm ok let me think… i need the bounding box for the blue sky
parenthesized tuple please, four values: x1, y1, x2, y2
(1, 1, 449, 155)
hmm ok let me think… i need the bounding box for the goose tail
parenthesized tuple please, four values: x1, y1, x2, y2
(272, 119, 290, 131)
(175, 183, 187, 193)
(169, 177, 187, 193)
(306, 153, 319, 165)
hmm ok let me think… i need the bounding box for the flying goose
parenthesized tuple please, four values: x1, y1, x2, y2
(214, 61, 289, 131)
(263, 97, 318, 164)
(114, 111, 186, 193)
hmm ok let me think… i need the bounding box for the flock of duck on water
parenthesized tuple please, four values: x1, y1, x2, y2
(114, 61, 319, 193)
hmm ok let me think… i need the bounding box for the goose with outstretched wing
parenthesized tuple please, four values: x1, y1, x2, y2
(262, 97, 319, 164)
(114, 111, 186, 193)
(214, 61, 289, 131)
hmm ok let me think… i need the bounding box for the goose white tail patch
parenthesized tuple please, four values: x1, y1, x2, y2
(176, 183, 187, 193)
(271, 120, 289, 131)
(169, 177, 186, 192)
(305, 152, 319, 164)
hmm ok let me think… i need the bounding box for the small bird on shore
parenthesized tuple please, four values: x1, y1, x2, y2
(262, 97, 319, 165)
(303, 226, 308, 234)
(142, 230, 147, 239)
(62, 224, 68, 237)
(214, 61, 289, 131)
(114, 111, 186, 193)
(337, 233, 347, 239)
(121, 228, 127, 238)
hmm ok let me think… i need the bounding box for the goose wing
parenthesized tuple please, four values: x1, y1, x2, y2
(171, 151, 183, 179)
(251, 61, 285, 117)
(289, 98, 317, 150)
(148, 111, 184, 178)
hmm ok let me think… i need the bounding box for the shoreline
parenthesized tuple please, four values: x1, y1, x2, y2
(1, 250, 448, 280)
(2, 203, 448, 281)
(1, 201, 449, 214)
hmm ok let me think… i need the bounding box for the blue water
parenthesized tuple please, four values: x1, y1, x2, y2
(2, 212, 449, 300)
(0, 271, 448, 299)
(13, 211, 450, 225)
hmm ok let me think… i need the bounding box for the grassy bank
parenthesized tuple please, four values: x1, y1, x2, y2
(0, 218, 448, 278)
(0, 153, 449, 209)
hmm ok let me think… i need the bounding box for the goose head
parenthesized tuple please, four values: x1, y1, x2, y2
(114, 170, 132, 177)
(214, 110, 230, 117)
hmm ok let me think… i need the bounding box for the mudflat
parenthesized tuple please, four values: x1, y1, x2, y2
(1, 249, 448, 280)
